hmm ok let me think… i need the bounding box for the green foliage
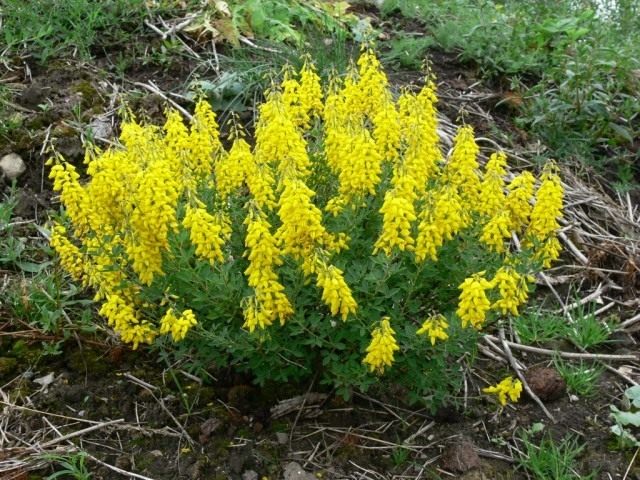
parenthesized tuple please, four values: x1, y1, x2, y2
(514, 304, 611, 350)
(1, 0, 149, 62)
(566, 307, 612, 350)
(553, 358, 604, 397)
(515, 428, 595, 480)
(514, 311, 569, 344)
(384, 36, 435, 69)
(610, 385, 640, 449)
(42, 451, 91, 480)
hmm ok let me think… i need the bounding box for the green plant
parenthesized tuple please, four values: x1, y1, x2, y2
(1, 0, 149, 62)
(384, 36, 435, 69)
(514, 311, 569, 344)
(553, 357, 603, 397)
(610, 385, 640, 449)
(43, 451, 91, 480)
(566, 306, 612, 350)
(48, 50, 564, 408)
(515, 428, 595, 480)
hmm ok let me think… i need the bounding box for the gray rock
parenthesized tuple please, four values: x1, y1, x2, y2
(275, 432, 288, 445)
(283, 462, 316, 480)
(242, 470, 258, 480)
(89, 116, 113, 139)
(0, 153, 26, 180)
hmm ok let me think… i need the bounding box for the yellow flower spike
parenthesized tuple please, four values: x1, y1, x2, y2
(506, 171, 536, 231)
(363, 317, 400, 374)
(242, 209, 293, 332)
(416, 314, 449, 345)
(490, 266, 529, 316)
(215, 138, 252, 201)
(160, 308, 198, 342)
(50, 225, 85, 282)
(415, 186, 466, 262)
(456, 272, 492, 329)
(182, 206, 231, 265)
(478, 151, 507, 217)
(445, 125, 481, 204)
(483, 376, 523, 406)
(480, 211, 512, 253)
(98, 294, 157, 349)
(315, 261, 357, 321)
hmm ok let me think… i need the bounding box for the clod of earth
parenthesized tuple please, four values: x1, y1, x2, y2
(0, 153, 26, 181)
(525, 366, 566, 402)
(440, 436, 481, 473)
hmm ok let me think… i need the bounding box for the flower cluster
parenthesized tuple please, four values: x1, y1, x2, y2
(49, 49, 563, 391)
(483, 376, 523, 406)
(363, 317, 400, 374)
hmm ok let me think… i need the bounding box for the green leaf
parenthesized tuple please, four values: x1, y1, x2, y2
(611, 405, 640, 427)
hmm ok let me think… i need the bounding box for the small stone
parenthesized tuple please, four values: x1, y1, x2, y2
(525, 367, 566, 402)
(199, 417, 223, 444)
(283, 461, 316, 480)
(440, 437, 481, 473)
(276, 432, 288, 444)
(0, 153, 26, 180)
(242, 470, 258, 480)
(89, 116, 113, 139)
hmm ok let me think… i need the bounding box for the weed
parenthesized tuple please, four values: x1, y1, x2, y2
(566, 306, 612, 350)
(610, 385, 640, 449)
(553, 357, 604, 397)
(514, 311, 570, 344)
(42, 451, 91, 480)
(515, 429, 595, 480)
(384, 36, 435, 69)
(1, 0, 149, 62)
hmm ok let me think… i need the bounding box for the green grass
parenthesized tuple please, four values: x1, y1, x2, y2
(515, 429, 595, 480)
(1, 0, 151, 63)
(514, 306, 612, 350)
(553, 358, 604, 397)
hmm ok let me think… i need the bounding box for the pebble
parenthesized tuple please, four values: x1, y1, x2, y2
(283, 461, 317, 480)
(0, 153, 26, 180)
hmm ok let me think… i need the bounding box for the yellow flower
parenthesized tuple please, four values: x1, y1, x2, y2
(276, 178, 336, 260)
(457, 272, 492, 329)
(374, 176, 418, 255)
(215, 138, 251, 201)
(189, 99, 222, 177)
(478, 151, 507, 217)
(483, 376, 523, 406)
(363, 317, 399, 374)
(490, 266, 529, 316)
(506, 171, 536, 231)
(445, 125, 481, 204)
(160, 308, 198, 341)
(534, 236, 562, 268)
(182, 205, 231, 265)
(415, 186, 466, 262)
(315, 260, 357, 321)
(98, 293, 157, 349)
(242, 209, 293, 332)
(416, 314, 449, 345)
(480, 211, 512, 253)
(50, 224, 85, 282)
(255, 91, 311, 179)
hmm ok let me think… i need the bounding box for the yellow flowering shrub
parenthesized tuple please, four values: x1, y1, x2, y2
(48, 50, 563, 405)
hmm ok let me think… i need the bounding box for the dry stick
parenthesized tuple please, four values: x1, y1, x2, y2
(133, 81, 193, 120)
(484, 335, 638, 361)
(619, 312, 640, 330)
(498, 328, 556, 423)
(124, 376, 195, 447)
(622, 446, 639, 480)
(39, 419, 124, 448)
